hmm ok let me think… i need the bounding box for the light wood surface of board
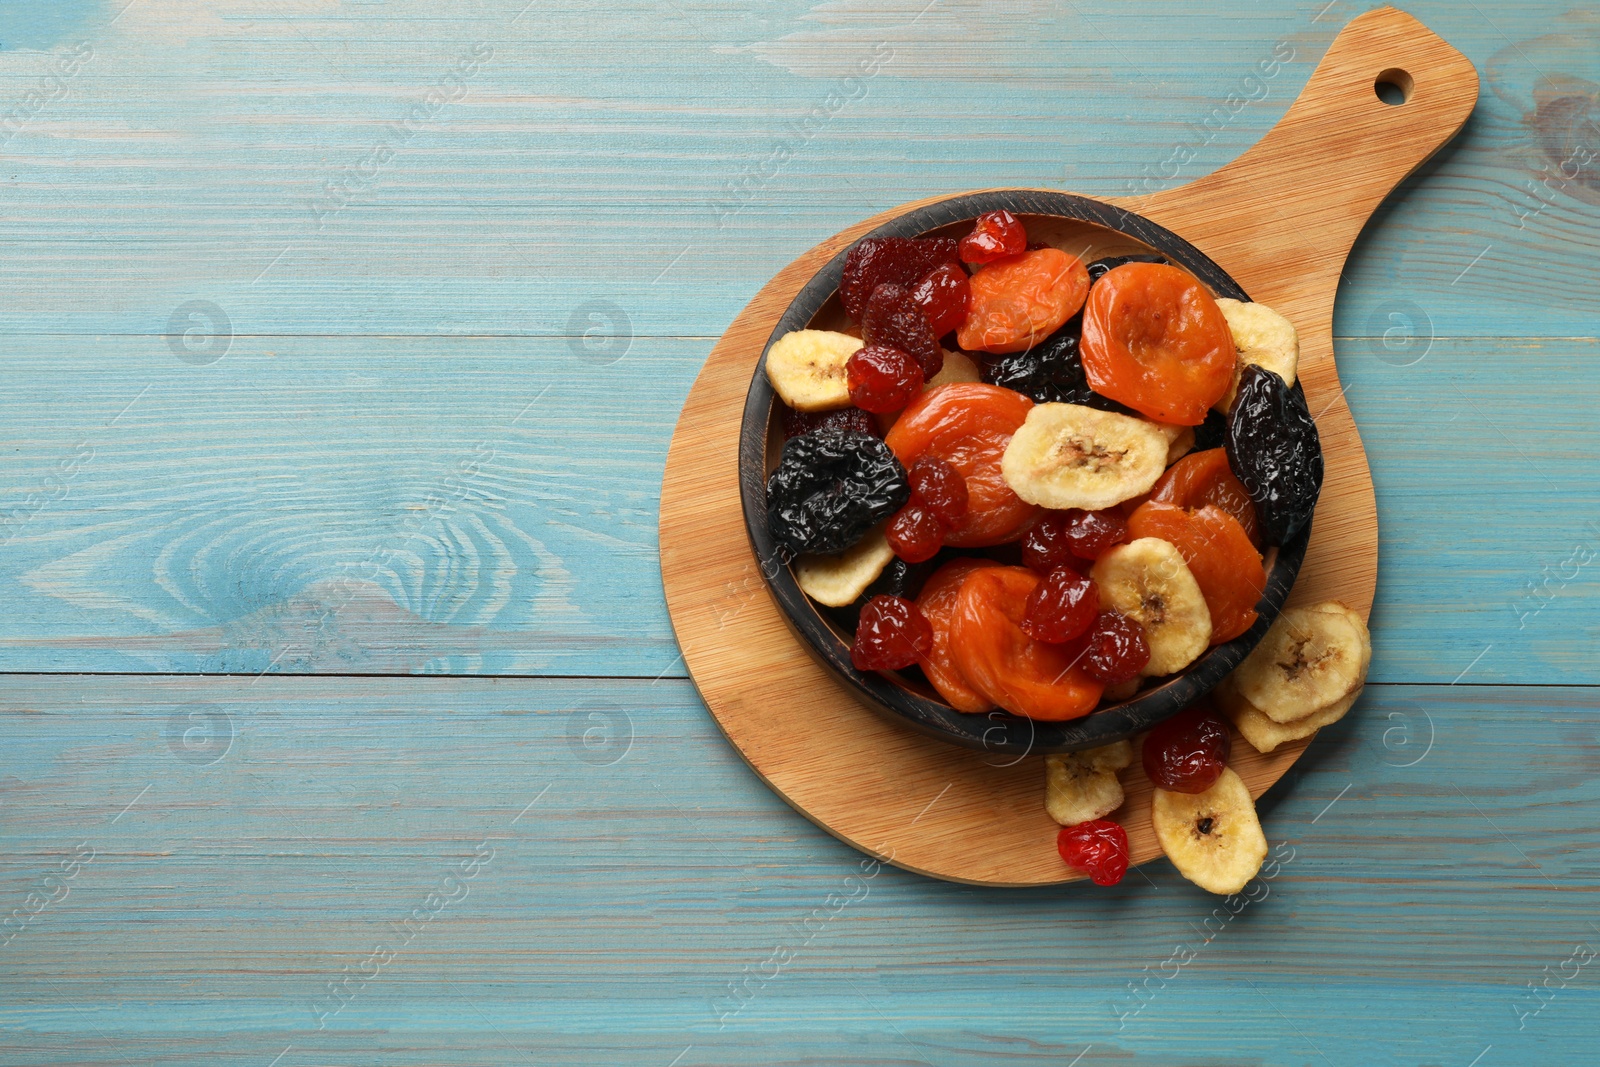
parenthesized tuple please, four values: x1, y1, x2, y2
(660, 8, 1478, 885)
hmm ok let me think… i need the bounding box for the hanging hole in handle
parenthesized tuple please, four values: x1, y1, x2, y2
(1375, 68, 1413, 106)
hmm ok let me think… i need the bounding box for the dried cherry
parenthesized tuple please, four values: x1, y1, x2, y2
(1081, 610, 1150, 683)
(1225, 365, 1323, 544)
(839, 237, 960, 320)
(782, 405, 879, 440)
(850, 594, 934, 671)
(1141, 701, 1231, 794)
(907, 455, 968, 529)
(863, 283, 942, 379)
(1057, 819, 1129, 886)
(847, 344, 924, 413)
(1021, 567, 1098, 644)
(766, 428, 909, 557)
(1064, 508, 1129, 560)
(887, 503, 944, 563)
(960, 210, 1027, 264)
(1020, 511, 1081, 574)
(910, 262, 971, 338)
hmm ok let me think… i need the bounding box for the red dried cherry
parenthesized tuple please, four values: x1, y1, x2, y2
(1142, 702, 1232, 794)
(910, 262, 971, 338)
(863, 283, 942, 379)
(886, 503, 944, 563)
(1065, 508, 1129, 560)
(1021, 568, 1098, 644)
(847, 345, 924, 413)
(960, 210, 1027, 264)
(1057, 819, 1129, 886)
(782, 405, 879, 440)
(1020, 511, 1080, 574)
(840, 237, 961, 320)
(851, 594, 934, 671)
(1082, 610, 1150, 683)
(907, 455, 969, 529)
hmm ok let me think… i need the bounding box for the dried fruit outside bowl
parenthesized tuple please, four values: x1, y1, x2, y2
(739, 191, 1313, 755)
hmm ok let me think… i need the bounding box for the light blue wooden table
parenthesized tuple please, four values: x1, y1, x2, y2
(1, 1, 1596, 1063)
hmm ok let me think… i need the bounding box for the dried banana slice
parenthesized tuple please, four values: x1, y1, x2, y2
(765, 330, 862, 411)
(1151, 767, 1268, 895)
(1213, 298, 1299, 413)
(1044, 741, 1133, 826)
(1091, 538, 1213, 676)
(1219, 677, 1363, 753)
(925, 349, 981, 390)
(1232, 604, 1368, 723)
(1002, 403, 1169, 510)
(793, 527, 894, 607)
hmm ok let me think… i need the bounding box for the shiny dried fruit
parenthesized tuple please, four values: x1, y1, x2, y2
(840, 237, 961, 320)
(766, 429, 910, 558)
(1057, 819, 1130, 886)
(1147, 447, 1260, 546)
(847, 344, 924, 413)
(1141, 701, 1232, 793)
(886, 503, 944, 563)
(1064, 508, 1129, 559)
(907, 455, 968, 529)
(1128, 501, 1266, 644)
(863, 283, 943, 379)
(885, 384, 1037, 547)
(960, 209, 1027, 264)
(910, 262, 972, 338)
(782, 405, 879, 440)
(1080, 262, 1235, 425)
(957, 248, 1091, 355)
(1021, 567, 1098, 644)
(1020, 511, 1082, 575)
(1225, 365, 1323, 544)
(850, 594, 934, 671)
(1082, 610, 1150, 683)
(915, 558, 999, 713)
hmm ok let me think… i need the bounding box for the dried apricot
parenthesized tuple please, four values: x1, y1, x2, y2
(884, 383, 1037, 547)
(956, 248, 1090, 355)
(1127, 500, 1265, 644)
(948, 566, 1104, 720)
(914, 558, 998, 713)
(1147, 447, 1260, 546)
(1080, 262, 1234, 425)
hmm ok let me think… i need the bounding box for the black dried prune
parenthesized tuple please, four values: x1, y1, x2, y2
(766, 429, 909, 558)
(782, 405, 879, 440)
(1225, 365, 1322, 544)
(981, 322, 1135, 414)
(1085, 253, 1168, 285)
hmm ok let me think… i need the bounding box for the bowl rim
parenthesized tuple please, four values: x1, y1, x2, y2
(739, 190, 1313, 754)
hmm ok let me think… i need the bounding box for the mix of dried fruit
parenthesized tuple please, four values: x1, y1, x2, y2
(763, 211, 1353, 893)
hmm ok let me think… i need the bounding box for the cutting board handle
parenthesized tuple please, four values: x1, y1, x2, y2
(1126, 6, 1479, 300)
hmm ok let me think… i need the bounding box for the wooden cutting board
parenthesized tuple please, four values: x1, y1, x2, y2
(658, 7, 1477, 886)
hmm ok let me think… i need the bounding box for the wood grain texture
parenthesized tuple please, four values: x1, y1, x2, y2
(660, 8, 1473, 886)
(1, 676, 1597, 1065)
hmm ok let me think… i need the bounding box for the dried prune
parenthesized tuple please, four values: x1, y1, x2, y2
(980, 321, 1133, 413)
(766, 429, 910, 558)
(1085, 253, 1168, 285)
(840, 237, 961, 320)
(782, 405, 879, 440)
(1225, 365, 1323, 544)
(863, 283, 942, 379)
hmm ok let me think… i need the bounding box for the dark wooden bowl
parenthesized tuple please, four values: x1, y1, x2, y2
(739, 190, 1312, 755)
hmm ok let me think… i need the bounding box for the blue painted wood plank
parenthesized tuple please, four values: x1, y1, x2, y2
(0, 676, 1596, 1064)
(0, 0, 1589, 341)
(1, 336, 1597, 683)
